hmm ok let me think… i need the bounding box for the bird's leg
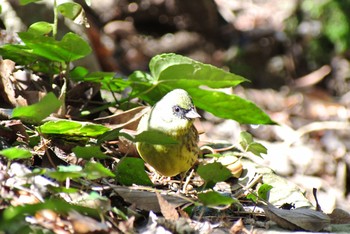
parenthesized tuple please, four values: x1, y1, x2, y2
(180, 169, 194, 194)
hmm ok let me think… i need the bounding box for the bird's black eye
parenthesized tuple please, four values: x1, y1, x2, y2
(173, 105, 186, 119)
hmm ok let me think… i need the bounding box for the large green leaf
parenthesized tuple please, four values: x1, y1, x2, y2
(0, 147, 32, 160)
(130, 53, 275, 124)
(0, 32, 90, 70)
(130, 53, 247, 103)
(189, 88, 273, 124)
(18, 32, 91, 62)
(37, 120, 109, 138)
(150, 53, 248, 88)
(0, 44, 61, 74)
(12, 92, 62, 123)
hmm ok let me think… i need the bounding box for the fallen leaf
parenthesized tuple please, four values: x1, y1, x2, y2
(110, 185, 188, 212)
(329, 208, 350, 224)
(0, 59, 17, 107)
(0, 120, 28, 144)
(118, 216, 135, 233)
(97, 106, 149, 130)
(156, 192, 179, 220)
(69, 210, 109, 233)
(230, 218, 245, 234)
(263, 203, 330, 232)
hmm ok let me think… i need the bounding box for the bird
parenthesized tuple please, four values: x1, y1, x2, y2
(136, 89, 200, 177)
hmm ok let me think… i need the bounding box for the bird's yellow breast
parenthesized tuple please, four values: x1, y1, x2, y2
(136, 125, 199, 176)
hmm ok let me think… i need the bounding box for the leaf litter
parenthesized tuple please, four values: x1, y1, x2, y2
(1, 0, 350, 233)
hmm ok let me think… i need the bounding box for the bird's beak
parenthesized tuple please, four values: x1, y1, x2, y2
(185, 108, 201, 119)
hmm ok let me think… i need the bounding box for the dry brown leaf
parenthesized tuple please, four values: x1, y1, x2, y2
(230, 218, 245, 234)
(329, 208, 350, 224)
(111, 185, 188, 212)
(156, 216, 195, 234)
(116, 130, 139, 156)
(117, 216, 135, 233)
(0, 59, 17, 107)
(156, 192, 179, 220)
(59, 191, 111, 212)
(263, 203, 330, 232)
(10, 189, 41, 206)
(68, 210, 109, 233)
(0, 120, 28, 143)
(96, 106, 149, 130)
(34, 209, 70, 234)
(35, 209, 59, 223)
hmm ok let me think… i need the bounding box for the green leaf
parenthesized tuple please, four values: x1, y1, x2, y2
(83, 162, 115, 180)
(72, 146, 108, 159)
(25, 168, 46, 177)
(198, 191, 237, 207)
(130, 53, 275, 124)
(38, 120, 109, 138)
(258, 184, 273, 201)
(129, 71, 158, 99)
(12, 92, 61, 123)
(27, 21, 53, 35)
(57, 2, 89, 27)
(240, 132, 267, 156)
(19, 0, 41, 5)
(47, 186, 79, 194)
(150, 53, 247, 88)
(0, 44, 61, 74)
(0, 147, 31, 160)
(19, 32, 91, 62)
(46, 165, 84, 181)
(97, 128, 121, 144)
(197, 162, 232, 184)
(130, 53, 247, 105)
(57, 2, 83, 20)
(247, 142, 267, 156)
(189, 89, 273, 124)
(115, 157, 153, 186)
(0, 198, 98, 227)
(72, 71, 131, 92)
(246, 192, 258, 203)
(70, 66, 89, 80)
(134, 130, 178, 145)
(240, 131, 253, 147)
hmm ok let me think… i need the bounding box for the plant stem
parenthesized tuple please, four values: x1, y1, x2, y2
(52, 0, 58, 38)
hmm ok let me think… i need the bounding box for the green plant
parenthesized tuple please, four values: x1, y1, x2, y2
(0, 1, 275, 231)
(0, 0, 91, 76)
